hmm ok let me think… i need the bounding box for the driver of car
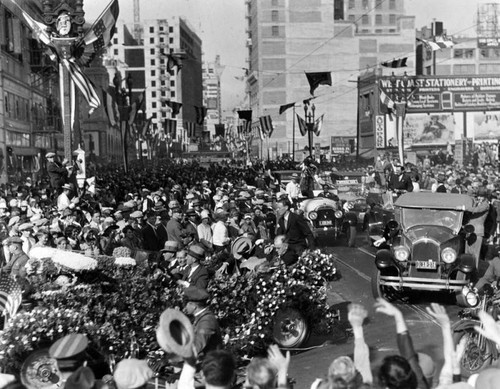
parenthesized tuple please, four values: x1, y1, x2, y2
(317, 184, 339, 201)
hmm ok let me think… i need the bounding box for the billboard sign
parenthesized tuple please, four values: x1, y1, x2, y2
(379, 76, 500, 113)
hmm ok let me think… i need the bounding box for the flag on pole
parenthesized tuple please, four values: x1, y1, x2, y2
(195, 106, 207, 125)
(0, 275, 22, 319)
(82, 0, 119, 47)
(313, 114, 324, 136)
(128, 90, 146, 126)
(101, 88, 118, 127)
(305, 72, 332, 95)
(381, 57, 408, 68)
(237, 110, 252, 122)
(20, 9, 52, 46)
(185, 121, 196, 138)
(257, 126, 265, 141)
(62, 59, 100, 113)
(259, 115, 273, 137)
(164, 118, 177, 138)
(379, 87, 395, 110)
(279, 102, 295, 115)
(167, 54, 182, 72)
(165, 101, 182, 117)
(417, 36, 454, 51)
(296, 114, 308, 136)
(141, 116, 153, 140)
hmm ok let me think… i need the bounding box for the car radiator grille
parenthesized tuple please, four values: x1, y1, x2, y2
(409, 240, 441, 279)
(314, 209, 337, 227)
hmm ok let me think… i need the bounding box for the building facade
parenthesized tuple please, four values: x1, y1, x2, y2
(246, 0, 414, 159)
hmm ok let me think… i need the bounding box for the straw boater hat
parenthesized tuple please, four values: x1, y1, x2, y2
(156, 308, 194, 358)
(231, 236, 254, 260)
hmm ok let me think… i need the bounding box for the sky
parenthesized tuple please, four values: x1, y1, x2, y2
(82, 0, 500, 114)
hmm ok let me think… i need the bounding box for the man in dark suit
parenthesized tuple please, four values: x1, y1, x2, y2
(46, 152, 69, 194)
(183, 286, 222, 357)
(387, 164, 413, 193)
(141, 210, 163, 252)
(275, 198, 315, 264)
(178, 244, 209, 290)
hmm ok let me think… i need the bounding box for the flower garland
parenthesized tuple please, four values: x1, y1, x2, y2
(114, 257, 136, 267)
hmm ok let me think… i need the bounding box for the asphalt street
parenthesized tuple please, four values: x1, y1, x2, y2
(288, 234, 467, 388)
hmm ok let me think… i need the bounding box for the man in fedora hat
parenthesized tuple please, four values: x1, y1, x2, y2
(57, 183, 77, 212)
(178, 244, 209, 290)
(141, 210, 164, 252)
(183, 286, 222, 358)
(46, 152, 70, 194)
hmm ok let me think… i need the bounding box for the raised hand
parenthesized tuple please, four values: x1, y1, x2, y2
(374, 297, 402, 318)
(425, 303, 450, 327)
(348, 303, 368, 328)
(474, 311, 500, 346)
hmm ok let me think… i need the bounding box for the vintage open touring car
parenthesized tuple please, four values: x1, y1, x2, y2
(369, 192, 477, 304)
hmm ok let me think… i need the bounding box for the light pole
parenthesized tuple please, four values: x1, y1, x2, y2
(304, 102, 316, 158)
(113, 71, 132, 173)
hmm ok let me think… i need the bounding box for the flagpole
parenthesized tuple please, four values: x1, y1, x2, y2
(292, 106, 296, 162)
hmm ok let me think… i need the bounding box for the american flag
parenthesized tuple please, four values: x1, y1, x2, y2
(0, 275, 22, 319)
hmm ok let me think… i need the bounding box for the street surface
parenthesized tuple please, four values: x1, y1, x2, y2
(289, 233, 465, 388)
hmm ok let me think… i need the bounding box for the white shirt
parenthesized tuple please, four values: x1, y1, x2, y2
(286, 181, 301, 201)
(57, 192, 71, 211)
(211, 220, 229, 246)
(197, 223, 212, 244)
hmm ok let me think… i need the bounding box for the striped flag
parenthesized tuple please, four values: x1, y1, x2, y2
(313, 114, 324, 136)
(165, 101, 182, 117)
(259, 115, 273, 137)
(379, 87, 395, 110)
(435, 35, 454, 48)
(185, 122, 196, 139)
(417, 36, 454, 51)
(0, 275, 22, 319)
(164, 119, 177, 138)
(102, 88, 118, 127)
(20, 9, 52, 46)
(128, 90, 146, 126)
(62, 59, 100, 112)
(381, 57, 407, 68)
(82, 0, 119, 48)
(296, 114, 308, 136)
(141, 116, 153, 140)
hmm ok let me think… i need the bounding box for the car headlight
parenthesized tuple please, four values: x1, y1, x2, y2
(441, 247, 457, 264)
(461, 285, 479, 307)
(334, 210, 343, 219)
(393, 246, 410, 262)
(309, 211, 318, 220)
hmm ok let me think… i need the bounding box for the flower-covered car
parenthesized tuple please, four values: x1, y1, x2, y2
(371, 192, 477, 304)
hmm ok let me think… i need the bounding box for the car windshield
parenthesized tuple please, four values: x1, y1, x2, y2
(401, 208, 462, 232)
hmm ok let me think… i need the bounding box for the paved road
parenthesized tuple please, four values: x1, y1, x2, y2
(288, 235, 465, 388)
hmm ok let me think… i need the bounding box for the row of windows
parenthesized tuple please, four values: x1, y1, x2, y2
(4, 92, 30, 121)
(148, 26, 174, 33)
(348, 0, 396, 10)
(351, 14, 397, 25)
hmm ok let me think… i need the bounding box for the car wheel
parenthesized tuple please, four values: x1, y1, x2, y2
(371, 268, 399, 301)
(272, 308, 310, 348)
(453, 330, 493, 377)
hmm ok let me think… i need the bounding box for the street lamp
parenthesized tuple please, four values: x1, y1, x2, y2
(304, 102, 316, 158)
(113, 71, 132, 173)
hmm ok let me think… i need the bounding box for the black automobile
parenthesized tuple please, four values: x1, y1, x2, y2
(370, 192, 477, 304)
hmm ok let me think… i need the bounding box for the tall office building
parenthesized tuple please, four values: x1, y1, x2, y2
(203, 55, 224, 137)
(107, 17, 202, 153)
(246, 0, 414, 159)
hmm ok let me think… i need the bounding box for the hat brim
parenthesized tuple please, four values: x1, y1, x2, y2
(231, 237, 254, 260)
(157, 309, 194, 358)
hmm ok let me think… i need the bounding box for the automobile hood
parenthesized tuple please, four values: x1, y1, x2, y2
(404, 225, 455, 244)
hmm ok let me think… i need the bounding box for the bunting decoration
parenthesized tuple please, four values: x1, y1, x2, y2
(296, 114, 308, 136)
(20, 9, 52, 46)
(141, 116, 153, 140)
(163, 119, 177, 138)
(279, 102, 295, 115)
(314, 114, 324, 136)
(259, 115, 274, 138)
(185, 121, 196, 139)
(0, 275, 22, 319)
(381, 57, 407, 68)
(128, 90, 146, 126)
(165, 101, 182, 117)
(167, 53, 183, 72)
(195, 106, 207, 125)
(62, 59, 100, 113)
(305, 72, 332, 96)
(237, 110, 252, 122)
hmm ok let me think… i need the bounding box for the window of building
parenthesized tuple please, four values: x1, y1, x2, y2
(151, 80, 156, 87)
(171, 91, 175, 98)
(454, 49, 475, 59)
(348, 0, 355, 9)
(113, 38, 118, 44)
(454, 64, 475, 74)
(376, 0, 383, 8)
(481, 48, 500, 58)
(480, 63, 500, 73)
(150, 48, 155, 55)
(389, 14, 396, 24)
(150, 37, 154, 44)
(362, 0, 368, 9)
(375, 14, 382, 25)
(161, 91, 166, 97)
(159, 26, 164, 32)
(152, 113, 157, 119)
(362, 15, 369, 25)
(160, 37, 164, 43)
(169, 26, 174, 33)
(361, 29, 369, 33)
(152, 91, 157, 98)
(149, 26, 154, 33)
(272, 25, 280, 36)
(170, 80, 175, 87)
(375, 29, 382, 33)
(152, 102, 157, 108)
(161, 80, 166, 86)
(389, 0, 396, 9)
(114, 49, 118, 55)
(169, 38, 174, 44)
(272, 10, 279, 21)
(151, 70, 156, 76)
(389, 29, 396, 33)
(162, 112, 166, 118)
(151, 59, 156, 66)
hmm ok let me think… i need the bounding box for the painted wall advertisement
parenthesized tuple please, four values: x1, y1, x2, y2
(402, 113, 456, 146)
(470, 111, 500, 141)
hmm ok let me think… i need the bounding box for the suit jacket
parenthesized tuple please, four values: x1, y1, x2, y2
(141, 223, 162, 251)
(193, 309, 222, 356)
(388, 173, 413, 192)
(47, 161, 68, 189)
(276, 211, 314, 248)
(182, 265, 209, 290)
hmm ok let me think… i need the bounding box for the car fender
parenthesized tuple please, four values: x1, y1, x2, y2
(452, 319, 480, 333)
(375, 249, 395, 269)
(344, 211, 358, 226)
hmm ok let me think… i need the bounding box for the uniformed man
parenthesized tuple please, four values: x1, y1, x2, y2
(2, 237, 29, 279)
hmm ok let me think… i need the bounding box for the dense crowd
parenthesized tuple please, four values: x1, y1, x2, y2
(1, 144, 500, 388)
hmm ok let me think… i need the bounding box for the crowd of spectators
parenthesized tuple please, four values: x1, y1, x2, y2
(1, 144, 500, 389)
